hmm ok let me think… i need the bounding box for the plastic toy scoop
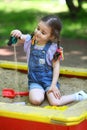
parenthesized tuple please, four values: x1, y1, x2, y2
(7, 36, 18, 46)
(2, 88, 29, 98)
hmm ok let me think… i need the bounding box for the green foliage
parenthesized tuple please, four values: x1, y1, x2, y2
(0, 0, 87, 46)
(59, 9, 87, 39)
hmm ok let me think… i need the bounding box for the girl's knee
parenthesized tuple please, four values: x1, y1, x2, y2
(48, 98, 62, 106)
(49, 101, 62, 106)
(30, 99, 41, 105)
(29, 96, 44, 105)
(49, 101, 58, 106)
(29, 88, 45, 105)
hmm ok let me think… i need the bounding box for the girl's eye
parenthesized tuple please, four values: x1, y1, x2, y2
(37, 27, 40, 30)
(42, 31, 45, 35)
(36, 26, 46, 35)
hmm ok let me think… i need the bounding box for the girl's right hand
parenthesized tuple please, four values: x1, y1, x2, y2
(11, 29, 22, 39)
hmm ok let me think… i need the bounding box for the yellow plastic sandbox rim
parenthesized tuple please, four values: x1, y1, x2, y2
(0, 100, 87, 126)
(0, 60, 87, 78)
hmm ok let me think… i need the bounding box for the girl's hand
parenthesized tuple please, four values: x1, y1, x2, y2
(47, 86, 61, 99)
(11, 29, 22, 39)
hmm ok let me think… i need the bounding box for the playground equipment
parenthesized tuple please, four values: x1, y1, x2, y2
(0, 60, 87, 130)
(0, 100, 87, 130)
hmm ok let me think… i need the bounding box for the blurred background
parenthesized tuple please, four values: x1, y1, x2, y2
(0, 0, 87, 67)
(0, 0, 87, 46)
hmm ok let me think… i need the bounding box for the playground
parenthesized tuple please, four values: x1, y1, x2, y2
(0, 0, 87, 130)
(0, 38, 87, 130)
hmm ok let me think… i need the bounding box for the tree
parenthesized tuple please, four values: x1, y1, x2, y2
(65, 0, 83, 16)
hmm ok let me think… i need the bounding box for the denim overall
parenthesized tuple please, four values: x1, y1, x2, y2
(28, 43, 60, 91)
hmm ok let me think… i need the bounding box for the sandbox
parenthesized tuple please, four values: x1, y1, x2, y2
(0, 60, 87, 130)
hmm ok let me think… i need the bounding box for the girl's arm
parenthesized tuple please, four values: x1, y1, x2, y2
(47, 60, 61, 99)
(52, 60, 60, 86)
(11, 29, 28, 44)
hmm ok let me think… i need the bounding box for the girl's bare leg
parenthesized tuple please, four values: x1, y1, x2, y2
(47, 90, 87, 106)
(47, 92, 76, 106)
(29, 89, 45, 105)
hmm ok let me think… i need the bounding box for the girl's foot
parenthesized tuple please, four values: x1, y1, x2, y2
(75, 90, 87, 101)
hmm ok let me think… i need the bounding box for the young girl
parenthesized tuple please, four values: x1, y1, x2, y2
(11, 15, 87, 106)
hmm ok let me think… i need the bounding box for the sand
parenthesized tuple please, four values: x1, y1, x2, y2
(0, 68, 87, 106)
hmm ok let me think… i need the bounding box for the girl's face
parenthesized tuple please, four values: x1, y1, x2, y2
(34, 21, 54, 45)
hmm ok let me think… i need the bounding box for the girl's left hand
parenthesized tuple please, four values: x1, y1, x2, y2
(47, 86, 61, 99)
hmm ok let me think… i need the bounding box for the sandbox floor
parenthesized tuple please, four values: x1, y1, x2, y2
(0, 68, 87, 107)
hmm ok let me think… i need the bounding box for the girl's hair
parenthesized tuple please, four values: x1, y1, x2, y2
(31, 15, 62, 61)
(41, 15, 62, 48)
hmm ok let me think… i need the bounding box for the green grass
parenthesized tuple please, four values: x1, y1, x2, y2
(0, 0, 87, 46)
